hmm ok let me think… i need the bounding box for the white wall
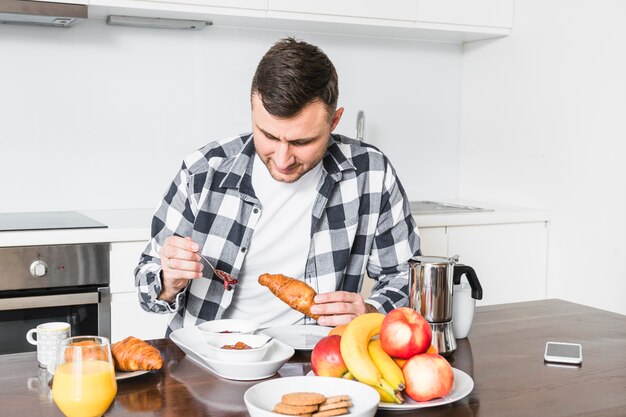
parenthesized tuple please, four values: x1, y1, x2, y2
(460, 0, 626, 315)
(0, 20, 462, 212)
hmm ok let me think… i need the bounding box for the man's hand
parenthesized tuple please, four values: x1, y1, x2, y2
(310, 291, 377, 326)
(158, 236, 203, 303)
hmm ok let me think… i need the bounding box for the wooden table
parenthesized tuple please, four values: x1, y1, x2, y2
(2, 299, 625, 417)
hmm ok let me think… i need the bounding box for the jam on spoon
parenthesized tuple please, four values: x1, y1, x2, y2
(196, 251, 238, 291)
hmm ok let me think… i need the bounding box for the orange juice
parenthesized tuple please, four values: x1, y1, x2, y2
(52, 360, 117, 417)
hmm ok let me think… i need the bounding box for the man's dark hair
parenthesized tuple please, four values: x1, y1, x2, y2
(251, 37, 338, 119)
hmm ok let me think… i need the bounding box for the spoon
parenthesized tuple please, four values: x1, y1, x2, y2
(259, 336, 274, 347)
(196, 251, 238, 291)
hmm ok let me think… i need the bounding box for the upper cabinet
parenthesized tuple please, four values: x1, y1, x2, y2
(416, 0, 513, 28)
(141, 0, 266, 11)
(88, 0, 514, 43)
(88, 0, 268, 20)
(268, 0, 417, 25)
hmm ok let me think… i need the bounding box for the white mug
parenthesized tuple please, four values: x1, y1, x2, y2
(452, 281, 476, 339)
(26, 322, 71, 367)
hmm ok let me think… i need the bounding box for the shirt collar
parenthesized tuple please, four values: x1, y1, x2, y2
(219, 133, 356, 192)
(324, 134, 356, 179)
(219, 133, 256, 193)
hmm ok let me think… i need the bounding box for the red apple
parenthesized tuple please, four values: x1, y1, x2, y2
(311, 335, 348, 377)
(403, 353, 454, 402)
(379, 307, 432, 359)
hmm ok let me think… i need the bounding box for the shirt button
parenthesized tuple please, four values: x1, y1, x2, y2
(253, 208, 259, 214)
(241, 247, 247, 253)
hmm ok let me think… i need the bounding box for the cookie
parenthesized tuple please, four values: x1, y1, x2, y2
(311, 407, 350, 417)
(322, 396, 351, 404)
(281, 392, 327, 406)
(318, 401, 352, 412)
(274, 403, 319, 415)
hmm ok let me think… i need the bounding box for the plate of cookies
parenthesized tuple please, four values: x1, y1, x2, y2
(244, 376, 379, 417)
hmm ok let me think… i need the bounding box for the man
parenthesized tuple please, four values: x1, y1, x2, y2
(135, 38, 420, 335)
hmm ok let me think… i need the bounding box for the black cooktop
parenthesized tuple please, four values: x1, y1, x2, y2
(0, 211, 107, 232)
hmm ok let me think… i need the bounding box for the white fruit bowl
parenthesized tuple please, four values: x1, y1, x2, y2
(244, 376, 379, 417)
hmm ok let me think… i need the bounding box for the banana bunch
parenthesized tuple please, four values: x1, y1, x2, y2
(339, 313, 404, 404)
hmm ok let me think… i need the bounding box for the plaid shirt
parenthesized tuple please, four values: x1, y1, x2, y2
(135, 133, 420, 336)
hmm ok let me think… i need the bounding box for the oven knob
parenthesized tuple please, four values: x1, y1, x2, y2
(30, 260, 48, 277)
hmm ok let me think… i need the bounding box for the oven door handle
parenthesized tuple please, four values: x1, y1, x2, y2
(0, 292, 100, 311)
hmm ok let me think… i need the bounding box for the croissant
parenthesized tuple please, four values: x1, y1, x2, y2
(111, 336, 163, 371)
(64, 340, 108, 362)
(258, 273, 319, 320)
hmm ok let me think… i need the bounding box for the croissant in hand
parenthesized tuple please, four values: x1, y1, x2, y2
(258, 273, 319, 320)
(111, 336, 163, 371)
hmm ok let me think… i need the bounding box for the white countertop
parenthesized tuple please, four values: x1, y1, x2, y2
(412, 200, 550, 228)
(0, 209, 154, 247)
(0, 202, 549, 247)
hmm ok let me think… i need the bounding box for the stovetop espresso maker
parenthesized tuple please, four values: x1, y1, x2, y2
(408, 255, 483, 355)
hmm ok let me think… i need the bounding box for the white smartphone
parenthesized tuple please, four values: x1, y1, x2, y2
(544, 342, 583, 364)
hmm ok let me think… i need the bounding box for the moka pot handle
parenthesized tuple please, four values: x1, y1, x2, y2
(453, 264, 483, 300)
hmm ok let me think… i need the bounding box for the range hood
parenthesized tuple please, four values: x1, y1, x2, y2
(0, 0, 87, 27)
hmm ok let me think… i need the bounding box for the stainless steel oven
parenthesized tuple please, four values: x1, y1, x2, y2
(0, 243, 110, 355)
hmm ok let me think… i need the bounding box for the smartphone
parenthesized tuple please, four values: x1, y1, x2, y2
(544, 342, 583, 364)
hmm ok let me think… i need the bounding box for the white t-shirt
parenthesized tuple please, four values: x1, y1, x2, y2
(222, 154, 323, 326)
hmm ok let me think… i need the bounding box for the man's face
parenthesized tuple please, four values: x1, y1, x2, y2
(252, 93, 344, 183)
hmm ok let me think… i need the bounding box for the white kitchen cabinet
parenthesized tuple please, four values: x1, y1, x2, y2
(88, 0, 513, 43)
(110, 241, 170, 342)
(418, 226, 448, 256)
(268, 0, 417, 23)
(416, 0, 514, 29)
(88, 0, 267, 21)
(139, 0, 266, 11)
(417, 221, 548, 306)
(111, 292, 171, 342)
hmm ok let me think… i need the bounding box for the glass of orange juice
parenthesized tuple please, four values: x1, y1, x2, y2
(51, 336, 117, 417)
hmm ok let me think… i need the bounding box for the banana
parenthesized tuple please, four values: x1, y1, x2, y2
(368, 339, 405, 391)
(373, 385, 402, 403)
(392, 357, 407, 369)
(345, 354, 403, 404)
(340, 313, 403, 404)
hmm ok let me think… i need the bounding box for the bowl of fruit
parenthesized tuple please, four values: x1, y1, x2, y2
(309, 308, 474, 409)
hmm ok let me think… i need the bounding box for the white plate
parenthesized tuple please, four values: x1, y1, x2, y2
(378, 368, 473, 410)
(244, 376, 379, 417)
(115, 370, 150, 380)
(49, 366, 149, 381)
(259, 325, 332, 350)
(196, 318, 259, 336)
(305, 368, 473, 410)
(170, 326, 294, 381)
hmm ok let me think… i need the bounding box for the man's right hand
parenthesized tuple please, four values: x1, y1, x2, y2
(158, 236, 203, 303)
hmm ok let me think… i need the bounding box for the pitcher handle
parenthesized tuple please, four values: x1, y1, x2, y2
(453, 264, 483, 300)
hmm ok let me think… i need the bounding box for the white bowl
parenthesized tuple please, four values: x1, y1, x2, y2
(197, 319, 259, 336)
(244, 376, 379, 417)
(170, 326, 294, 380)
(206, 333, 273, 362)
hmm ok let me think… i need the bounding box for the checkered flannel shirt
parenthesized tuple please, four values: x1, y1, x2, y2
(135, 133, 420, 336)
